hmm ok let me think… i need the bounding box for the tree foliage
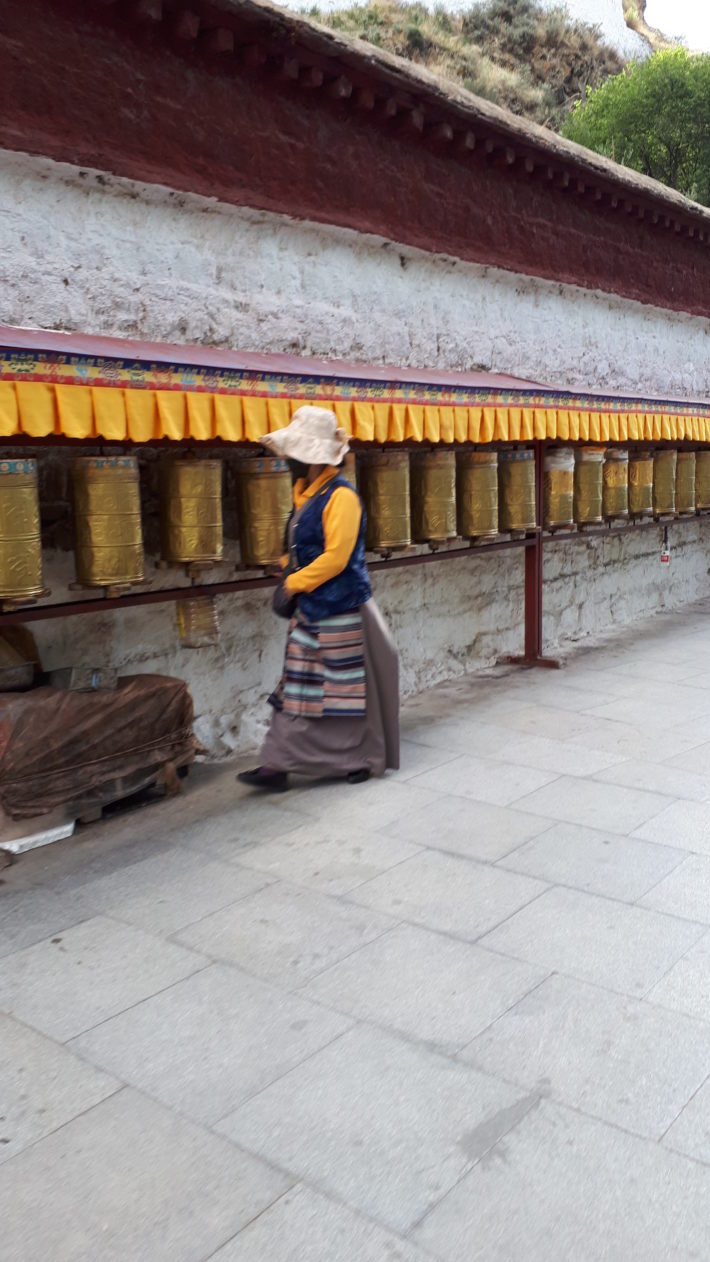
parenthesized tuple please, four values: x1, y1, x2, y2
(563, 48, 710, 205)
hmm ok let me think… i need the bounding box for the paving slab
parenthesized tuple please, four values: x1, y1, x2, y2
(380, 793, 552, 862)
(633, 799, 710, 854)
(639, 854, 710, 923)
(0, 1013, 119, 1165)
(302, 923, 546, 1052)
(0, 885, 90, 960)
(73, 849, 273, 934)
(209, 1185, 431, 1261)
(664, 1076, 710, 1164)
(348, 849, 547, 940)
(237, 823, 421, 895)
(0, 1088, 290, 1262)
(287, 778, 440, 834)
(514, 774, 674, 834)
(592, 757, 710, 802)
(497, 822, 685, 902)
(488, 733, 625, 778)
(479, 885, 704, 995)
(175, 881, 396, 987)
(218, 1024, 529, 1235)
(463, 973, 710, 1139)
(407, 753, 559, 807)
(415, 1100, 710, 1262)
(645, 931, 710, 1021)
(0, 916, 205, 1041)
(70, 963, 351, 1126)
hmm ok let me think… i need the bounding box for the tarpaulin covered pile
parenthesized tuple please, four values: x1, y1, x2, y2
(0, 674, 196, 820)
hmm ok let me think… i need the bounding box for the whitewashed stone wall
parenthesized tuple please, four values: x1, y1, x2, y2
(2, 149, 709, 755)
(2, 151, 710, 399)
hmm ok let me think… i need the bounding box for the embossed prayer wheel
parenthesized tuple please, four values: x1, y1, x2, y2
(543, 448, 574, 529)
(676, 451, 696, 515)
(234, 456, 292, 567)
(0, 458, 44, 602)
(358, 450, 411, 550)
(628, 450, 654, 517)
(72, 456, 144, 588)
(498, 449, 536, 532)
(161, 459, 223, 565)
(602, 449, 629, 521)
(696, 451, 710, 510)
(653, 448, 677, 516)
(411, 450, 457, 543)
(574, 447, 605, 525)
(341, 452, 357, 489)
(456, 450, 498, 538)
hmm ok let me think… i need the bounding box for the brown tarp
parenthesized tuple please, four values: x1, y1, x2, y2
(0, 674, 196, 820)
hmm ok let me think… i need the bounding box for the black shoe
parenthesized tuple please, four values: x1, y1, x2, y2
(346, 769, 370, 785)
(237, 767, 289, 792)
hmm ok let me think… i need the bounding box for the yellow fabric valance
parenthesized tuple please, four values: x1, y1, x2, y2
(1, 382, 709, 445)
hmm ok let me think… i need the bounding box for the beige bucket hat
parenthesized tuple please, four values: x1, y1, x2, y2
(260, 405, 350, 465)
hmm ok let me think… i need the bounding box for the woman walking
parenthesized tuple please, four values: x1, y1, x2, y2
(238, 406, 399, 791)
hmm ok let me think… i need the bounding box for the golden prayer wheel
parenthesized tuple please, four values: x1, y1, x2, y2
(160, 459, 223, 565)
(498, 449, 536, 532)
(234, 456, 292, 567)
(72, 456, 144, 588)
(410, 450, 457, 543)
(628, 450, 654, 517)
(696, 450, 710, 510)
(676, 451, 696, 515)
(602, 449, 629, 520)
(574, 446, 605, 525)
(653, 448, 677, 516)
(358, 450, 411, 550)
(543, 448, 574, 529)
(0, 458, 44, 602)
(456, 450, 498, 538)
(341, 452, 357, 489)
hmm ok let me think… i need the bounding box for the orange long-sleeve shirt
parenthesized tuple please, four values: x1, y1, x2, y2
(283, 466, 362, 595)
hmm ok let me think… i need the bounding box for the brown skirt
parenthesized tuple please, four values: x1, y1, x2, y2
(260, 599, 399, 778)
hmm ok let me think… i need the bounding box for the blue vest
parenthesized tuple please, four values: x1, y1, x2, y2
(291, 475, 372, 622)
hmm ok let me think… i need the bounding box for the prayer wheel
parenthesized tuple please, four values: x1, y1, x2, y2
(498, 449, 536, 532)
(574, 447, 605, 525)
(602, 449, 629, 520)
(72, 456, 144, 588)
(456, 450, 498, 538)
(177, 595, 220, 648)
(628, 450, 654, 517)
(653, 448, 677, 516)
(341, 453, 357, 489)
(411, 450, 457, 543)
(0, 458, 44, 602)
(358, 450, 411, 550)
(676, 451, 696, 515)
(160, 459, 223, 565)
(543, 448, 574, 529)
(696, 450, 710, 510)
(235, 456, 292, 567)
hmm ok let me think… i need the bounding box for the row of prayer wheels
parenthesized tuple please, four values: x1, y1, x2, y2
(543, 447, 707, 528)
(1, 447, 709, 604)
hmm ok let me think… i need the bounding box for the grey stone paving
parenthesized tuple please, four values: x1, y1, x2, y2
(6, 600, 710, 1257)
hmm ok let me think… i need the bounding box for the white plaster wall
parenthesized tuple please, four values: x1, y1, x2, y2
(2, 150, 710, 400)
(3, 149, 710, 756)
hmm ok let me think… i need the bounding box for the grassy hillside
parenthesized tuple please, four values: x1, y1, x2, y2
(306, 0, 627, 128)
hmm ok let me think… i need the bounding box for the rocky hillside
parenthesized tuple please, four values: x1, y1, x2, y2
(305, 0, 661, 129)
